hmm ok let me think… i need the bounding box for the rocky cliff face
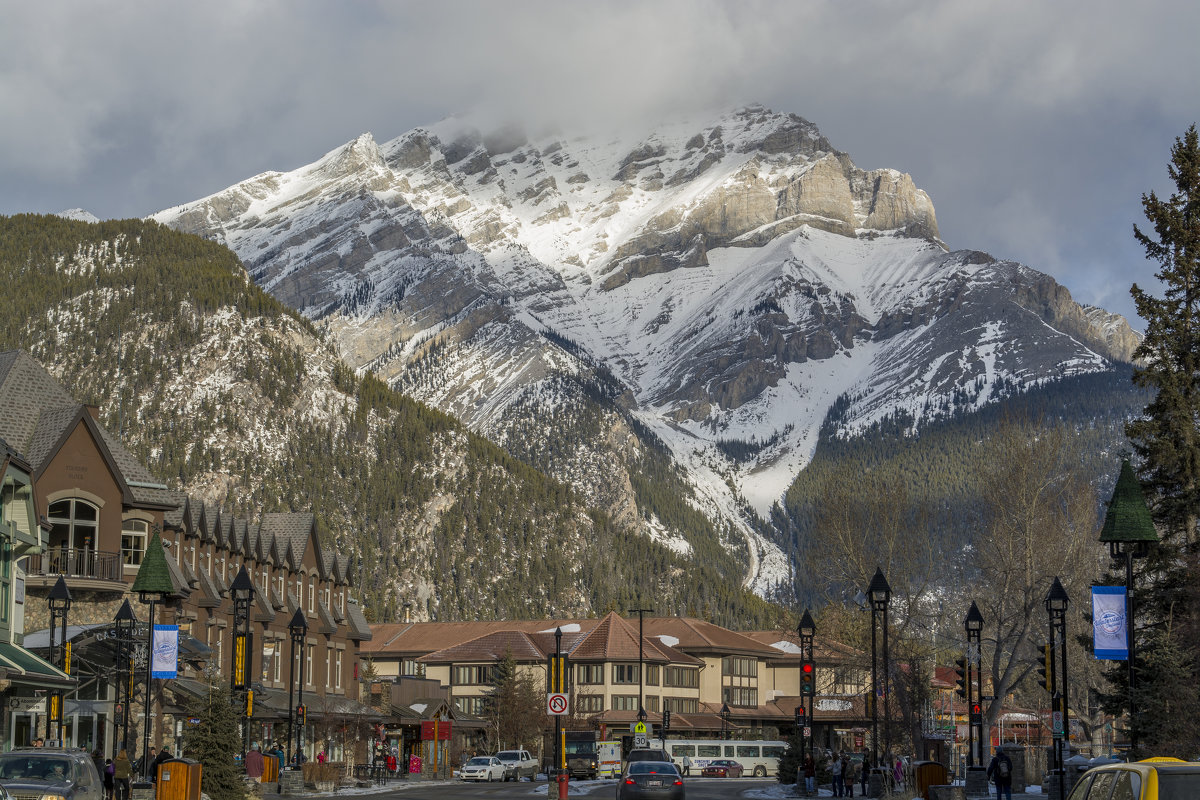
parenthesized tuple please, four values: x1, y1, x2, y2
(153, 105, 1138, 593)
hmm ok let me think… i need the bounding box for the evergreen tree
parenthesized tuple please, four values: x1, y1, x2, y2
(776, 729, 802, 784)
(483, 650, 542, 750)
(1128, 124, 1200, 543)
(181, 675, 245, 800)
(1118, 124, 1200, 754)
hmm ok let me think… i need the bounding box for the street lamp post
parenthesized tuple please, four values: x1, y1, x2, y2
(1098, 460, 1157, 751)
(798, 609, 815, 772)
(114, 599, 137, 752)
(288, 608, 308, 768)
(131, 529, 174, 781)
(1046, 577, 1070, 800)
(867, 567, 891, 767)
(230, 567, 256, 762)
(965, 601, 984, 767)
(628, 608, 652, 723)
(720, 703, 730, 741)
(47, 576, 72, 744)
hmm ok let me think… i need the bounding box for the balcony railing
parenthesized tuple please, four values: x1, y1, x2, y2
(25, 547, 124, 583)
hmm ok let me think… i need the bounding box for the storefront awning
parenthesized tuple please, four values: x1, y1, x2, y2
(0, 641, 74, 689)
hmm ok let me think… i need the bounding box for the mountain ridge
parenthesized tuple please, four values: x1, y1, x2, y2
(150, 105, 1141, 592)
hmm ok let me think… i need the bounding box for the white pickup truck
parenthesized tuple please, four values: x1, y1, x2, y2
(495, 749, 538, 781)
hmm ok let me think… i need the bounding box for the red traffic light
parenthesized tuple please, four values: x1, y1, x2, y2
(972, 703, 982, 715)
(802, 663, 813, 674)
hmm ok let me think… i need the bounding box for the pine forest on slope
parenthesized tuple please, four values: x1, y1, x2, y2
(0, 214, 780, 627)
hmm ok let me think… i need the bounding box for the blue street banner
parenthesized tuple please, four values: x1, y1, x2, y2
(1092, 586, 1128, 660)
(151, 625, 179, 678)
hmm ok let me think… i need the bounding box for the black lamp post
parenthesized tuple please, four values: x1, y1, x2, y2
(1098, 460, 1157, 751)
(230, 566, 255, 761)
(867, 567, 891, 766)
(114, 599, 137, 752)
(131, 528, 174, 781)
(720, 702, 730, 740)
(288, 608, 308, 768)
(798, 609, 815, 770)
(1046, 577, 1070, 800)
(47, 575, 72, 744)
(965, 601, 984, 768)
(628, 607, 652, 723)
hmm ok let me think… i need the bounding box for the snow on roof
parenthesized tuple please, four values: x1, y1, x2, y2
(770, 640, 803, 654)
(655, 634, 680, 648)
(538, 623, 581, 634)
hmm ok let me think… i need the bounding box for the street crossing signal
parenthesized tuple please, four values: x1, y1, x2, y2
(794, 706, 806, 727)
(1037, 644, 1053, 691)
(801, 662, 815, 696)
(970, 702, 983, 723)
(297, 704, 306, 725)
(954, 658, 968, 699)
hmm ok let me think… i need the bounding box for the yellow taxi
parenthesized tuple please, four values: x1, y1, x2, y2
(1067, 757, 1200, 800)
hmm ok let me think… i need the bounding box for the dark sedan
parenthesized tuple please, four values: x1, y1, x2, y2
(617, 761, 684, 800)
(700, 759, 744, 778)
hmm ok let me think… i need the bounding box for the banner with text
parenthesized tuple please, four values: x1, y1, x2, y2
(151, 624, 179, 678)
(1092, 586, 1128, 660)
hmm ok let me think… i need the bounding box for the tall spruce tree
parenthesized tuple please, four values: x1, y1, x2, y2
(182, 676, 246, 800)
(1120, 124, 1200, 755)
(1128, 124, 1200, 542)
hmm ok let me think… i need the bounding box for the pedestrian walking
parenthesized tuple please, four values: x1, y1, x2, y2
(893, 756, 904, 790)
(844, 754, 856, 798)
(831, 751, 843, 797)
(803, 753, 816, 796)
(681, 754, 690, 776)
(114, 749, 132, 800)
(103, 759, 114, 800)
(986, 746, 1013, 800)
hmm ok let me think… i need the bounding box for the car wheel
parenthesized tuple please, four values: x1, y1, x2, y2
(754, 766, 766, 777)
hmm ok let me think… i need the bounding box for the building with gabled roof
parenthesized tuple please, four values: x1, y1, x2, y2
(0, 351, 378, 763)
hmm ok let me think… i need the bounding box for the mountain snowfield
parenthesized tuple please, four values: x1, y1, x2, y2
(153, 105, 1139, 597)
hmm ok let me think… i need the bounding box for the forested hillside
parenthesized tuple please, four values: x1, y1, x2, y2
(0, 214, 780, 627)
(777, 368, 1149, 598)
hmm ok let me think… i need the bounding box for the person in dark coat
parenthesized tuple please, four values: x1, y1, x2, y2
(150, 748, 172, 782)
(859, 750, 870, 795)
(986, 746, 1013, 800)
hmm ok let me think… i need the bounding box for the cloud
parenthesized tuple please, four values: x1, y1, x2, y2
(2, 0, 1197, 326)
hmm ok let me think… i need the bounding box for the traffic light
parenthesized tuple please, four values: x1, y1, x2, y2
(954, 658, 968, 699)
(794, 706, 806, 728)
(297, 704, 306, 725)
(1037, 644, 1052, 691)
(970, 702, 983, 723)
(801, 662, 815, 696)
(662, 709, 671, 731)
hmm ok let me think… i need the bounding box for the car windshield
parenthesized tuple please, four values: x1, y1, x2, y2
(629, 762, 677, 775)
(466, 758, 491, 767)
(0, 755, 73, 782)
(497, 752, 520, 761)
(1159, 773, 1200, 800)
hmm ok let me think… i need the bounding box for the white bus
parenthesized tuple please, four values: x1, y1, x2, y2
(665, 740, 788, 778)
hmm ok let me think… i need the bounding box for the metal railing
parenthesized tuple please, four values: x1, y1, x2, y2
(25, 547, 124, 583)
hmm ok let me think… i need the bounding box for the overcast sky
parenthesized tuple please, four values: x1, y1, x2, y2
(3, 1, 1197, 328)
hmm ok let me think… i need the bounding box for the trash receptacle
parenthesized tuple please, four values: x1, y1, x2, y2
(157, 759, 202, 800)
(911, 760, 949, 800)
(261, 754, 280, 783)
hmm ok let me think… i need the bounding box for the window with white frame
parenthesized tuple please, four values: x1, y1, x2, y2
(48, 498, 98, 552)
(335, 650, 343, 689)
(121, 518, 148, 565)
(306, 643, 314, 686)
(326, 646, 333, 689)
(308, 576, 315, 613)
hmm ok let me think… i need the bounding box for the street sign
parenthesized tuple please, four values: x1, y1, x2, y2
(633, 721, 650, 748)
(803, 726, 811, 737)
(547, 693, 569, 716)
(1052, 711, 1063, 734)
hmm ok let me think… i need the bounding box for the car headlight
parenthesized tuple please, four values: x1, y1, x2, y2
(40, 794, 67, 800)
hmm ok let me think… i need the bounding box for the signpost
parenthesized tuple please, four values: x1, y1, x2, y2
(547, 693, 569, 716)
(632, 720, 649, 749)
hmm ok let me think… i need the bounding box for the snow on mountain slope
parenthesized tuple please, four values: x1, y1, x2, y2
(152, 105, 1140, 595)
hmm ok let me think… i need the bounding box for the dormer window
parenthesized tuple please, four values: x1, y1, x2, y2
(307, 576, 315, 613)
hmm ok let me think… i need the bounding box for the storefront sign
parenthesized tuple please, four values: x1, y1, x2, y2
(816, 698, 853, 712)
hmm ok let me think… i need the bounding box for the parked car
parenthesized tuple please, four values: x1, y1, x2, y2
(700, 759, 744, 778)
(496, 749, 538, 781)
(460, 756, 506, 782)
(617, 761, 684, 800)
(1068, 757, 1200, 800)
(0, 748, 103, 800)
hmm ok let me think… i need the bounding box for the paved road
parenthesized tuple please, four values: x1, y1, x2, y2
(325, 776, 784, 800)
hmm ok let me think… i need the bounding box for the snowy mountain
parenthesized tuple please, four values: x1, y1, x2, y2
(153, 105, 1140, 594)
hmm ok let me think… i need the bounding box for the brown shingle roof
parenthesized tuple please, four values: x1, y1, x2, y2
(418, 630, 548, 664)
(643, 617, 783, 657)
(0, 351, 76, 459)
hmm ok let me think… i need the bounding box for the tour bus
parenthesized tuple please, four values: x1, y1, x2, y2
(665, 740, 788, 778)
